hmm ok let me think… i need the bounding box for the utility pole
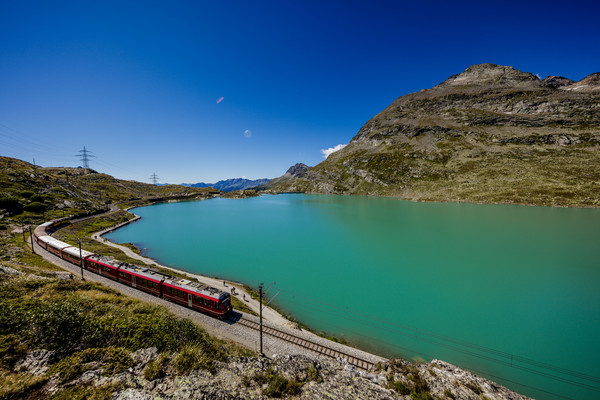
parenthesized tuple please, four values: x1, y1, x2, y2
(79, 240, 84, 280)
(33, 158, 37, 176)
(29, 226, 34, 253)
(259, 283, 264, 356)
(76, 146, 95, 172)
(149, 173, 159, 185)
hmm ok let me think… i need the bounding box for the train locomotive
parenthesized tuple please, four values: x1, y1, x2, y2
(33, 222, 232, 318)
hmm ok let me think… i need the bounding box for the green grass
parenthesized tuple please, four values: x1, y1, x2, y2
(0, 256, 246, 397)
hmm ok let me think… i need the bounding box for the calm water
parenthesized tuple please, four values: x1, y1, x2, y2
(106, 194, 600, 399)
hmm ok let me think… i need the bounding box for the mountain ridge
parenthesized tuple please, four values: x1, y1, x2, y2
(182, 177, 271, 192)
(268, 64, 600, 207)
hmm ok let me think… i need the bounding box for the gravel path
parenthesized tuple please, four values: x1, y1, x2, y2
(30, 237, 387, 366)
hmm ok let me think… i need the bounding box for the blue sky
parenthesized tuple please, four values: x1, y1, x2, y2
(1, 0, 598, 183)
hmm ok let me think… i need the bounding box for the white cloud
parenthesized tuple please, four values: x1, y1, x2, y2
(320, 144, 347, 159)
(535, 73, 542, 79)
(243, 129, 252, 138)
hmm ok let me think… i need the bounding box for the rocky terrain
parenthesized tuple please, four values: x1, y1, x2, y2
(11, 337, 531, 400)
(269, 64, 600, 207)
(262, 163, 310, 191)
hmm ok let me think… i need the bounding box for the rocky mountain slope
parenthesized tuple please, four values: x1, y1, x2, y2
(183, 177, 271, 192)
(270, 64, 600, 207)
(262, 163, 310, 190)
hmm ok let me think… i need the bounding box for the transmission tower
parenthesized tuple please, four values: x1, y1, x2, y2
(149, 173, 160, 185)
(76, 146, 95, 169)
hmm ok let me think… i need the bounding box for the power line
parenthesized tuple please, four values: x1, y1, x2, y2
(76, 146, 95, 169)
(149, 173, 160, 185)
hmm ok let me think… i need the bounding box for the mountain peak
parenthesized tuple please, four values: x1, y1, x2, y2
(285, 163, 309, 178)
(436, 63, 541, 89)
(562, 72, 600, 92)
(542, 76, 574, 88)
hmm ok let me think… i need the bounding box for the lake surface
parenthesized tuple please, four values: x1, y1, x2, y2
(106, 194, 600, 399)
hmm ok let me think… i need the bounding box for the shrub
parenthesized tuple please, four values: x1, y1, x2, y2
(263, 373, 303, 398)
(23, 202, 45, 212)
(49, 347, 133, 384)
(254, 368, 304, 398)
(0, 195, 21, 209)
(386, 375, 410, 395)
(144, 354, 169, 381)
(173, 345, 215, 375)
(29, 194, 46, 203)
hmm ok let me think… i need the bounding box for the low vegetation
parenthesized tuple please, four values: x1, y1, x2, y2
(0, 256, 235, 398)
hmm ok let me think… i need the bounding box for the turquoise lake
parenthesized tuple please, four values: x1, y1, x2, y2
(105, 194, 600, 399)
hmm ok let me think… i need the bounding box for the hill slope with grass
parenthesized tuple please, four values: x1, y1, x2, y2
(0, 156, 218, 223)
(270, 64, 600, 207)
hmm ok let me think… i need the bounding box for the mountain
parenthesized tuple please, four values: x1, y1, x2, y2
(183, 178, 271, 192)
(261, 163, 310, 190)
(269, 64, 600, 207)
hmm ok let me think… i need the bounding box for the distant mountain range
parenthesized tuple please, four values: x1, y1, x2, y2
(182, 178, 271, 192)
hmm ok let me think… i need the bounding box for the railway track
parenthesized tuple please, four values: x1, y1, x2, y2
(235, 316, 375, 371)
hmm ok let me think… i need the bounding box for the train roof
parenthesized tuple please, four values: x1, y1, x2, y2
(163, 277, 229, 301)
(39, 235, 71, 250)
(39, 221, 53, 227)
(62, 246, 94, 259)
(119, 263, 171, 283)
(88, 255, 171, 282)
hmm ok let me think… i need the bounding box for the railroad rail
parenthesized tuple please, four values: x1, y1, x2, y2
(235, 316, 375, 371)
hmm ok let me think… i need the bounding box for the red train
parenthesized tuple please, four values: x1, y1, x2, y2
(33, 222, 232, 317)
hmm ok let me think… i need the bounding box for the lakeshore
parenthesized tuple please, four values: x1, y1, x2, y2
(104, 194, 600, 400)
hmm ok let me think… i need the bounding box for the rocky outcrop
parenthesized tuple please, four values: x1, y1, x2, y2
(24, 349, 530, 399)
(542, 75, 574, 88)
(562, 72, 600, 92)
(15, 350, 55, 376)
(261, 163, 311, 190)
(435, 63, 541, 89)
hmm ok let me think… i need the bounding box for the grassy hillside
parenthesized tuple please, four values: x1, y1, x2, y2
(0, 156, 218, 223)
(271, 64, 600, 208)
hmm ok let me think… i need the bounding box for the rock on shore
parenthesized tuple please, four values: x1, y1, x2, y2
(19, 347, 531, 399)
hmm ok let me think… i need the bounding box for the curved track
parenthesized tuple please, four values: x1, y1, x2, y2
(233, 316, 375, 371)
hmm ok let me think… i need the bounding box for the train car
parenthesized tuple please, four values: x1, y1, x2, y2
(85, 255, 119, 280)
(34, 221, 234, 318)
(162, 277, 232, 317)
(116, 262, 169, 297)
(33, 222, 53, 245)
(39, 235, 72, 257)
(61, 246, 94, 265)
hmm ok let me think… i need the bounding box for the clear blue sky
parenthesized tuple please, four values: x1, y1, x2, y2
(1, 0, 598, 183)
